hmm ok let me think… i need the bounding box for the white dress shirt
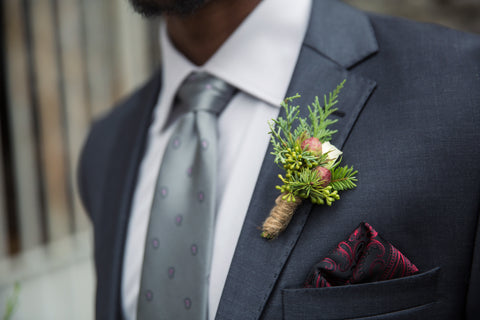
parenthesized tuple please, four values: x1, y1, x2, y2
(121, 0, 311, 319)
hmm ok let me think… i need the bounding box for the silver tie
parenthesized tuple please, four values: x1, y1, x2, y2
(137, 72, 236, 319)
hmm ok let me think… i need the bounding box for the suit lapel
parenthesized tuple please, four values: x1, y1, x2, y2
(216, 1, 377, 319)
(99, 72, 161, 319)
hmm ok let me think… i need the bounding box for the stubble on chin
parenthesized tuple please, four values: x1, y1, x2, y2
(129, 0, 207, 17)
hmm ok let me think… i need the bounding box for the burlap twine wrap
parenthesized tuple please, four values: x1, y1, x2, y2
(261, 194, 302, 239)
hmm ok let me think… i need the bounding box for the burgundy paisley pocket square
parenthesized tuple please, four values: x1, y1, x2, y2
(304, 222, 419, 288)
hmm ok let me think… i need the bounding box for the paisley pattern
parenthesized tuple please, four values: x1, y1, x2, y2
(304, 222, 418, 288)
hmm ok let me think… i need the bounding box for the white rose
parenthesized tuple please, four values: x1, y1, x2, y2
(322, 141, 342, 169)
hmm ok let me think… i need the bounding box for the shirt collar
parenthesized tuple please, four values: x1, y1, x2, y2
(156, 0, 311, 128)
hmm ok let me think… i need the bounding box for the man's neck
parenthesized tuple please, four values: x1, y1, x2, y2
(165, 0, 261, 66)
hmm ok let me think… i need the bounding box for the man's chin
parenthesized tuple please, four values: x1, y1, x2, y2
(129, 0, 207, 17)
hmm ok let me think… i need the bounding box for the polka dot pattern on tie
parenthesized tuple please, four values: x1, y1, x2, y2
(201, 139, 209, 150)
(168, 267, 175, 279)
(191, 244, 198, 256)
(184, 298, 192, 310)
(145, 290, 153, 302)
(172, 137, 181, 149)
(137, 72, 237, 319)
(160, 187, 168, 198)
(175, 215, 183, 226)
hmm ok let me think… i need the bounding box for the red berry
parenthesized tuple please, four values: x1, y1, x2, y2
(314, 166, 331, 187)
(301, 137, 322, 155)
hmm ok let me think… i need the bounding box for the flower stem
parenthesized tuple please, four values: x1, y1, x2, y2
(261, 194, 302, 239)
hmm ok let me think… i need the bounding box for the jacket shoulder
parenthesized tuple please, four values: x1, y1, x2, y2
(78, 71, 162, 217)
(362, 13, 480, 104)
(367, 12, 480, 60)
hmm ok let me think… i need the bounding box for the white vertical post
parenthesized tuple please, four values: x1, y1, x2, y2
(56, 0, 91, 232)
(30, 0, 71, 241)
(81, 0, 117, 119)
(112, 0, 152, 96)
(4, 0, 43, 251)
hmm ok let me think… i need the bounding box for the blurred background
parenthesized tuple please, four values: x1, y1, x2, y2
(0, 0, 479, 318)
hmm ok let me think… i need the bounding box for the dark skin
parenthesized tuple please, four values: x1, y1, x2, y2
(165, 0, 262, 65)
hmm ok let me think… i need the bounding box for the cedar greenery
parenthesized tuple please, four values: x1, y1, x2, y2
(330, 160, 358, 191)
(268, 79, 357, 206)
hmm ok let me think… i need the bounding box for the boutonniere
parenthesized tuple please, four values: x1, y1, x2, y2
(261, 80, 358, 239)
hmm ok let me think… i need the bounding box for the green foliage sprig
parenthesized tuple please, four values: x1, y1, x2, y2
(268, 79, 357, 206)
(330, 160, 358, 191)
(2, 282, 20, 320)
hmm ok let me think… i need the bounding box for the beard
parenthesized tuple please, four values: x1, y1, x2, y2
(129, 0, 208, 17)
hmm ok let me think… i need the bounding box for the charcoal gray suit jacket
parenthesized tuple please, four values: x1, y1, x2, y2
(78, 0, 480, 319)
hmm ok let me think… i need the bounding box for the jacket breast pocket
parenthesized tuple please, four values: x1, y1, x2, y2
(281, 267, 440, 320)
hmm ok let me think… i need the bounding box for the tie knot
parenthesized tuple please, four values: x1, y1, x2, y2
(177, 72, 236, 115)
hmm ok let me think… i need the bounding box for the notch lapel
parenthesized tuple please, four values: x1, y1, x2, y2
(216, 1, 377, 319)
